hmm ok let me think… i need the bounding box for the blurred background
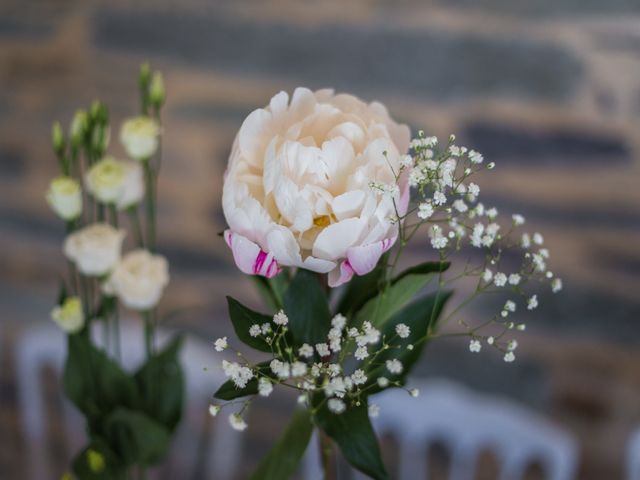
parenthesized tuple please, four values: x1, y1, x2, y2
(1, 1, 640, 479)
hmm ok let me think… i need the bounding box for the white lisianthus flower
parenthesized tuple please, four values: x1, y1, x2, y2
(120, 116, 161, 160)
(64, 223, 125, 276)
(222, 88, 410, 287)
(46, 176, 82, 220)
(104, 249, 169, 311)
(85, 157, 144, 209)
(50, 296, 84, 333)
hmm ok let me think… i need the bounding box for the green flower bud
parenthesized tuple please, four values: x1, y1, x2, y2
(52, 121, 65, 155)
(139, 62, 151, 90)
(149, 71, 165, 108)
(69, 109, 88, 147)
(86, 449, 105, 473)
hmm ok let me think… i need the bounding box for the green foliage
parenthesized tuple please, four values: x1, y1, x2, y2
(336, 261, 386, 317)
(252, 272, 289, 311)
(227, 296, 277, 353)
(314, 398, 388, 480)
(249, 410, 314, 480)
(63, 333, 184, 472)
(283, 269, 331, 347)
(365, 290, 452, 394)
(214, 361, 272, 401)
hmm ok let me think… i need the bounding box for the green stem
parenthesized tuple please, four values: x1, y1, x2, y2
(319, 430, 336, 480)
(127, 206, 145, 248)
(143, 160, 156, 252)
(144, 311, 154, 358)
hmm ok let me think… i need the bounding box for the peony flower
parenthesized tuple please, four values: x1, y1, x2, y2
(51, 296, 84, 333)
(222, 88, 410, 287)
(64, 223, 125, 276)
(104, 249, 169, 311)
(120, 116, 160, 160)
(85, 156, 144, 208)
(46, 176, 82, 220)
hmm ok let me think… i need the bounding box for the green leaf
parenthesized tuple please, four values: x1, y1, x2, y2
(104, 407, 172, 467)
(63, 334, 138, 425)
(134, 335, 184, 431)
(71, 438, 125, 480)
(284, 269, 331, 346)
(336, 260, 386, 316)
(226, 297, 275, 353)
(354, 261, 449, 331)
(365, 290, 452, 394)
(314, 399, 388, 480)
(249, 409, 314, 480)
(214, 361, 272, 401)
(252, 271, 289, 311)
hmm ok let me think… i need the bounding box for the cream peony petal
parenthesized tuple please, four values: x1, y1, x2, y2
(239, 108, 273, 167)
(312, 218, 365, 261)
(346, 236, 397, 276)
(332, 190, 365, 221)
(224, 230, 280, 278)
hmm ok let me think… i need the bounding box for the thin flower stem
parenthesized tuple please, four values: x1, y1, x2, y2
(143, 160, 156, 252)
(127, 206, 145, 248)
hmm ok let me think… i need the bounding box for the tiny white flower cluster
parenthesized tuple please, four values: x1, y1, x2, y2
(394, 133, 564, 364)
(210, 312, 419, 430)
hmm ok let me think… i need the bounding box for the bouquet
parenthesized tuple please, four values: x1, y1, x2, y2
(47, 64, 182, 479)
(211, 88, 562, 479)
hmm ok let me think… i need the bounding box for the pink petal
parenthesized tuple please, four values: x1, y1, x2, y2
(328, 260, 355, 288)
(224, 230, 280, 278)
(346, 236, 397, 276)
(398, 171, 410, 217)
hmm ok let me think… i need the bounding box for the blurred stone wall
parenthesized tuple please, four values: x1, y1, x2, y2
(1, 1, 640, 478)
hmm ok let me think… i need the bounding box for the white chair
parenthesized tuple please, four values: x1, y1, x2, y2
(626, 428, 640, 480)
(15, 321, 242, 480)
(304, 378, 578, 480)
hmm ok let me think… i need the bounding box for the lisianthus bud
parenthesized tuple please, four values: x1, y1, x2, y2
(149, 71, 165, 108)
(104, 249, 169, 311)
(70, 109, 88, 147)
(91, 124, 110, 156)
(139, 62, 151, 90)
(85, 156, 143, 208)
(50, 296, 84, 333)
(46, 176, 82, 220)
(64, 223, 125, 276)
(90, 100, 108, 125)
(120, 116, 160, 160)
(51, 121, 65, 155)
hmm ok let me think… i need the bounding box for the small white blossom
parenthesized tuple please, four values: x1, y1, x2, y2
(468, 182, 480, 196)
(508, 274, 521, 286)
(377, 377, 390, 388)
(249, 325, 261, 337)
(400, 154, 413, 168)
(328, 398, 346, 414)
(273, 310, 288, 326)
(229, 413, 247, 431)
(357, 322, 380, 346)
(331, 314, 347, 330)
(505, 300, 516, 312)
(469, 150, 483, 164)
(508, 340, 518, 351)
(327, 364, 341, 377)
(487, 336, 495, 345)
(494, 273, 507, 287)
(258, 377, 273, 397)
(517, 323, 526, 331)
(551, 278, 563, 293)
(325, 377, 347, 398)
(469, 339, 482, 352)
(315, 343, 330, 357)
(487, 162, 496, 169)
(347, 327, 359, 338)
(527, 295, 538, 310)
(291, 361, 308, 377)
(298, 343, 314, 358)
(486, 207, 498, 219)
(395, 323, 411, 339)
(369, 404, 380, 418)
(261, 323, 272, 334)
(385, 359, 403, 375)
(208, 405, 220, 417)
(504, 352, 516, 363)
(409, 388, 420, 398)
(533, 233, 544, 245)
(539, 248, 550, 259)
(452, 199, 468, 213)
(214, 337, 228, 352)
(433, 191, 447, 206)
(222, 360, 253, 388)
(351, 369, 367, 385)
(482, 269, 493, 283)
(270, 359, 291, 379)
(521, 233, 531, 249)
(417, 202, 434, 220)
(354, 346, 369, 360)
(512, 214, 525, 226)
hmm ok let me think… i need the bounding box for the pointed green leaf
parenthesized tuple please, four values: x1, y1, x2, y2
(104, 407, 172, 467)
(314, 399, 388, 480)
(354, 261, 449, 331)
(227, 297, 276, 353)
(252, 271, 289, 311)
(135, 335, 184, 431)
(249, 409, 313, 480)
(283, 269, 331, 346)
(365, 290, 452, 394)
(63, 334, 138, 423)
(336, 260, 386, 316)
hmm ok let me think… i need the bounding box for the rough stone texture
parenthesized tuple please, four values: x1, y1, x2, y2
(1, 1, 640, 479)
